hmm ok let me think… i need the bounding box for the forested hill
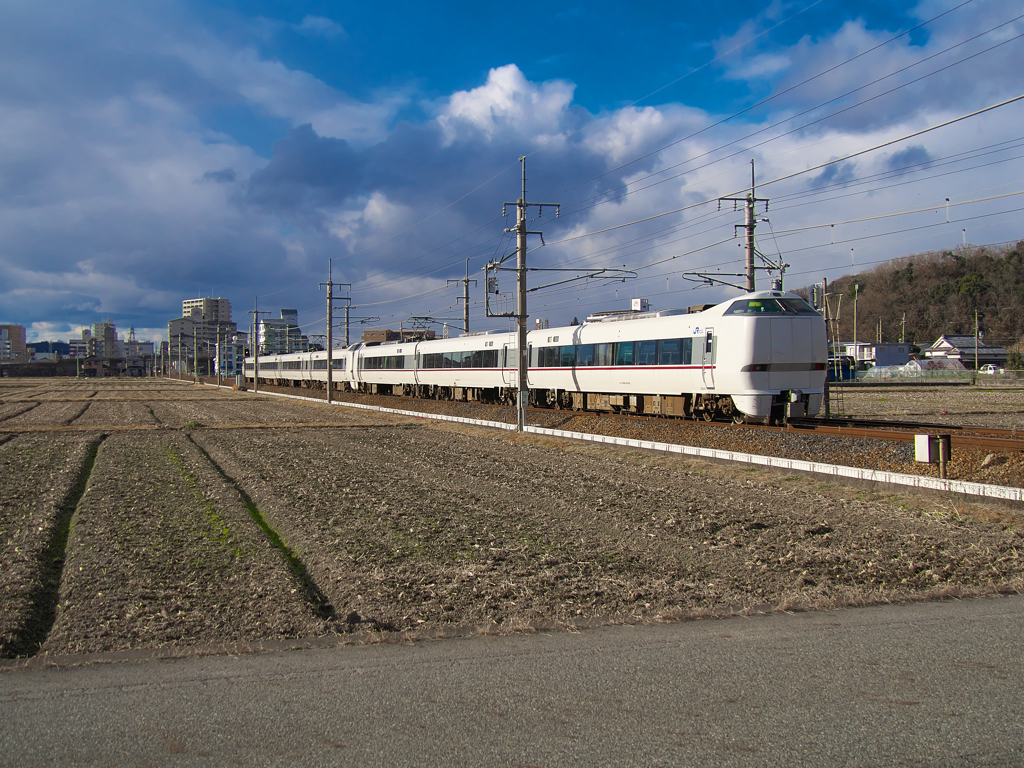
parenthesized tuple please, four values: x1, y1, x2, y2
(795, 240, 1024, 350)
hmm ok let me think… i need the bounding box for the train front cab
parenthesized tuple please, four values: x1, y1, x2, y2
(723, 293, 828, 422)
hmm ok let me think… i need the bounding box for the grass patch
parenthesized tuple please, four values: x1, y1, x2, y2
(184, 435, 336, 621)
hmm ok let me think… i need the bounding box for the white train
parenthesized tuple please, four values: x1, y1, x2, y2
(244, 289, 828, 423)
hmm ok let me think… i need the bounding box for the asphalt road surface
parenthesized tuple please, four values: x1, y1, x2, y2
(2, 596, 1023, 766)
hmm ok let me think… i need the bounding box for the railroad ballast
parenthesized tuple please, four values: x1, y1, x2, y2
(244, 289, 828, 423)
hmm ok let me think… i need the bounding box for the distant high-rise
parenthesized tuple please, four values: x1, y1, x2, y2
(182, 297, 231, 324)
(0, 325, 27, 362)
(170, 297, 237, 375)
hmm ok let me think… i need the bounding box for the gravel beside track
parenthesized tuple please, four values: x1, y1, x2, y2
(41, 430, 327, 655)
(0, 433, 99, 656)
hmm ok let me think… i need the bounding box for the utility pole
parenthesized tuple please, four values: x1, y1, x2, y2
(719, 159, 769, 293)
(504, 157, 559, 431)
(249, 296, 269, 394)
(320, 261, 350, 404)
(854, 283, 859, 348)
(448, 258, 477, 333)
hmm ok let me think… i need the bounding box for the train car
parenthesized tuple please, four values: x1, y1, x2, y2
(243, 349, 351, 389)
(245, 289, 827, 423)
(526, 290, 826, 421)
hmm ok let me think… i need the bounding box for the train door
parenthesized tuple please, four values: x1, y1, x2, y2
(502, 343, 515, 386)
(349, 343, 363, 387)
(701, 328, 715, 389)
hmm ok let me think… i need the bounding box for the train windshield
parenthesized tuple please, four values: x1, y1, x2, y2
(724, 298, 819, 316)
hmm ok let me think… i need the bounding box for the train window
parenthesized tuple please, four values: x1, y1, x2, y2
(534, 346, 556, 367)
(313, 359, 328, 370)
(682, 338, 693, 365)
(576, 344, 595, 366)
(637, 340, 657, 365)
(725, 298, 820, 315)
(332, 358, 346, 369)
(780, 298, 819, 315)
(658, 339, 681, 365)
(614, 342, 635, 366)
(482, 349, 498, 368)
(725, 299, 783, 314)
(594, 343, 612, 366)
(243, 362, 254, 371)
(560, 346, 576, 367)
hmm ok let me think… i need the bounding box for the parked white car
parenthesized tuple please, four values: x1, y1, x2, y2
(979, 364, 1004, 374)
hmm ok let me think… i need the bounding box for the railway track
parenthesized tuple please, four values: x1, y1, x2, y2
(235, 379, 1024, 454)
(784, 417, 1024, 454)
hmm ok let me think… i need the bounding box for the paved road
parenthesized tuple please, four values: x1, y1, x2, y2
(2, 596, 1023, 766)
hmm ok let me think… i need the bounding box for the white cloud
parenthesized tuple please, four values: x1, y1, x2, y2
(293, 16, 347, 40)
(437, 64, 576, 145)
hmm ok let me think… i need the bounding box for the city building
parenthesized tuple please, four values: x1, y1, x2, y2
(361, 328, 436, 345)
(0, 325, 28, 362)
(89, 320, 118, 359)
(68, 328, 91, 358)
(169, 297, 238, 375)
(257, 309, 309, 355)
(217, 332, 248, 376)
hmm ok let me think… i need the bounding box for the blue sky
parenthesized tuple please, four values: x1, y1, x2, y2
(2, 0, 1023, 343)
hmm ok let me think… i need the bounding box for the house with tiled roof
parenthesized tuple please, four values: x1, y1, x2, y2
(923, 334, 1008, 369)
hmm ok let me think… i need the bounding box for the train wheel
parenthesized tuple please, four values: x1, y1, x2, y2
(732, 413, 745, 424)
(702, 409, 714, 422)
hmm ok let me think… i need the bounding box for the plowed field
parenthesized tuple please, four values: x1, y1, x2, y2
(1, 378, 1021, 660)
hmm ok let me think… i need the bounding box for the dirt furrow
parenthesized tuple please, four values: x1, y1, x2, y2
(41, 431, 328, 655)
(0, 433, 102, 657)
(0, 403, 40, 423)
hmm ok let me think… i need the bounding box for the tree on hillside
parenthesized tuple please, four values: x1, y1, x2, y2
(802, 241, 1024, 349)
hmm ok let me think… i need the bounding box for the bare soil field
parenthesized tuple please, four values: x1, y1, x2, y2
(0, 378, 1021, 660)
(0, 401, 89, 427)
(0, 433, 99, 656)
(72, 400, 158, 426)
(41, 431, 327, 655)
(840, 384, 1024, 429)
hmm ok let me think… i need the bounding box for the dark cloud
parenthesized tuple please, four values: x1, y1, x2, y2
(885, 144, 933, 174)
(806, 160, 856, 189)
(242, 124, 365, 212)
(201, 168, 237, 183)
